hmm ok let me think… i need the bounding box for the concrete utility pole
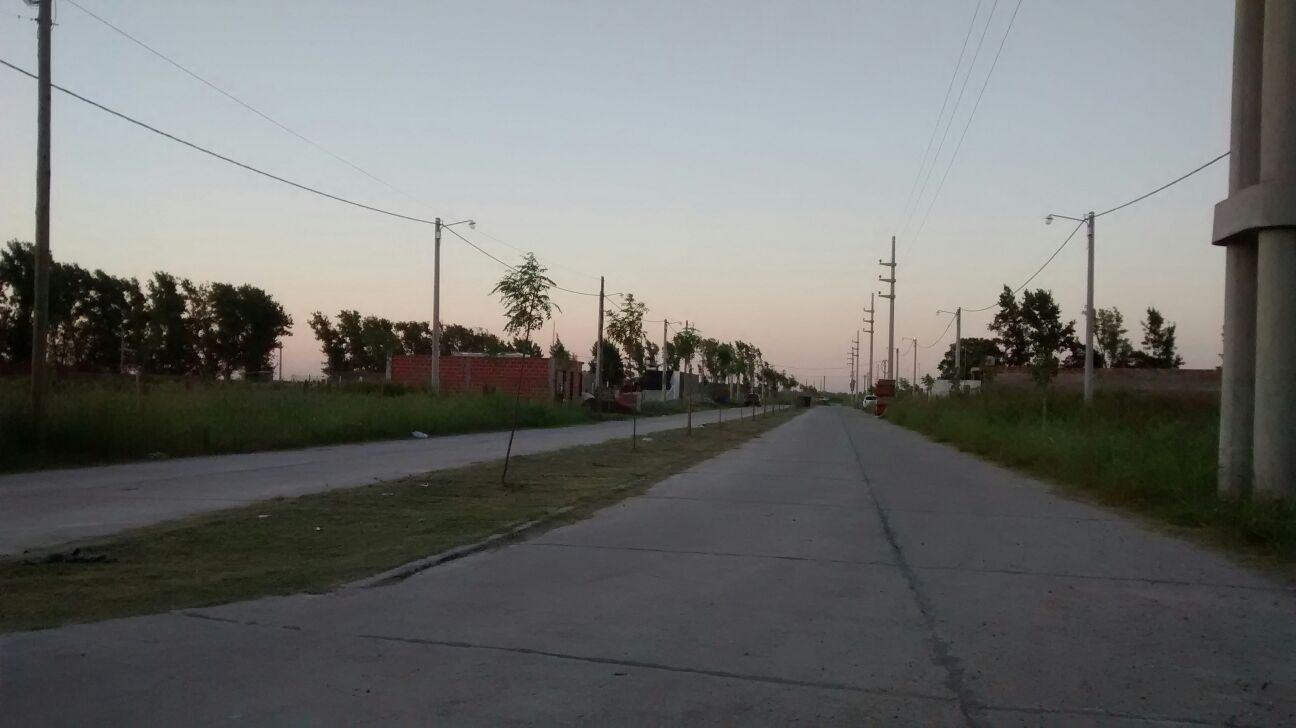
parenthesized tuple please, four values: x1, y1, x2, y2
(595, 276, 605, 403)
(429, 217, 474, 392)
(903, 337, 917, 388)
(1043, 212, 1096, 404)
(863, 294, 875, 393)
(661, 319, 668, 401)
(1213, 0, 1296, 500)
(29, 0, 53, 426)
(879, 236, 896, 382)
(939, 308, 962, 382)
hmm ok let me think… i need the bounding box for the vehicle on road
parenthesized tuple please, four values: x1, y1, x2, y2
(743, 392, 761, 407)
(863, 394, 877, 411)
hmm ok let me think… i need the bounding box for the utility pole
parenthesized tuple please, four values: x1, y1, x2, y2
(903, 337, 917, 388)
(938, 308, 962, 383)
(595, 276, 605, 404)
(879, 236, 896, 382)
(863, 294, 875, 393)
(661, 318, 669, 402)
(30, 0, 53, 426)
(1084, 212, 1095, 405)
(431, 218, 443, 391)
(685, 320, 692, 433)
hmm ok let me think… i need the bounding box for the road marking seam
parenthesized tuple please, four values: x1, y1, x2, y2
(178, 611, 954, 704)
(522, 541, 900, 568)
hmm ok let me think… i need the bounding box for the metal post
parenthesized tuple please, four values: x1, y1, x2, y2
(912, 337, 918, 387)
(1084, 213, 1096, 405)
(431, 218, 442, 392)
(30, 0, 53, 426)
(864, 293, 875, 393)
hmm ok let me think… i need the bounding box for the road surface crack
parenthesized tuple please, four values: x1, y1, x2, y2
(836, 408, 989, 728)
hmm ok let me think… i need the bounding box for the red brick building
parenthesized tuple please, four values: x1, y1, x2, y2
(389, 354, 585, 402)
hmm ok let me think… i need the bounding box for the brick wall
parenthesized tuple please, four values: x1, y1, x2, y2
(389, 354, 583, 401)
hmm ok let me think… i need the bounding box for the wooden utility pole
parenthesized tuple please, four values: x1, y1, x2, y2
(30, 0, 53, 426)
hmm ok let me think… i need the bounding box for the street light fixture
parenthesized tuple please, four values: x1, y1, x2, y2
(432, 218, 476, 393)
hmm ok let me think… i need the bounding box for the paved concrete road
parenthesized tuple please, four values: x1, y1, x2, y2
(0, 408, 762, 555)
(5, 407, 1294, 725)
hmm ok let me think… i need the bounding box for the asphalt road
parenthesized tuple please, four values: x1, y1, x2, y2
(0, 407, 759, 555)
(4, 406, 1294, 725)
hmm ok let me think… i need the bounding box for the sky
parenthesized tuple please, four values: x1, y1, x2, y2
(0, 0, 1233, 389)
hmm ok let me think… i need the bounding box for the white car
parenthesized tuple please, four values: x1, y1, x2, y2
(862, 394, 877, 411)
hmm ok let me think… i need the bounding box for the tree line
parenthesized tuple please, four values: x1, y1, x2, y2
(0, 240, 292, 378)
(307, 311, 542, 375)
(936, 285, 1184, 381)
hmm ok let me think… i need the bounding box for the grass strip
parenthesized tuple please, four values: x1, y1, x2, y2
(886, 390, 1296, 570)
(0, 407, 801, 633)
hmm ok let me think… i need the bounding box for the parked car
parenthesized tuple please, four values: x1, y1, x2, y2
(863, 394, 878, 411)
(743, 392, 761, 407)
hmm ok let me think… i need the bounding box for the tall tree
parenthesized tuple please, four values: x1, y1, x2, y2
(671, 328, 700, 374)
(1140, 307, 1184, 368)
(988, 285, 1031, 366)
(937, 337, 1001, 380)
(308, 312, 349, 374)
(1094, 307, 1133, 368)
(588, 340, 625, 386)
(492, 253, 557, 484)
(232, 284, 293, 376)
(605, 293, 647, 377)
(145, 272, 190, 374)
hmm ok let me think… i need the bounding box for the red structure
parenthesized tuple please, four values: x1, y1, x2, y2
(389, 354, 584, 402)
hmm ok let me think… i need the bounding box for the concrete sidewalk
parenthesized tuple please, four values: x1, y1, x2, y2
(0, 407, 756, 555)
(3, 407, 1293, 725)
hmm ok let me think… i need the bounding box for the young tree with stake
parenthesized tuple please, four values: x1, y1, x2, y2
(492, 253, 557, 485)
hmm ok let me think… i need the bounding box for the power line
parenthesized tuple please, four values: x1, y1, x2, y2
(62, 0, 418, 207)
(0, 58, 444, 227)
(895, 0, 984, 232)
(961, 218, 1085, 313)
(1095, 151, 1229, 218)
(901, 0, 999, 242)
(921, 315, 957, 348)
(907, 0, 1022, 257)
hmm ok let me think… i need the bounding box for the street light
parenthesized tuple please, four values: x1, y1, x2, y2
(432, 218, 476, 393)
(1043, 211, 1096, 405)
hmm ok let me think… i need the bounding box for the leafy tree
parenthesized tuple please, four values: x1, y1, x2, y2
(670, 328, 700, 373)
(921, 373, 935, 393)
(937, 337, 1001, 380)
(394, 321, 435, 355)
(231, 285, 292, 375)
(733, 340, 761, 387)
(1140, 307, 1183, 368)
(1020, 288, 1075, 418)
(510, 337, 542, 357)
(145, 272, 190, 373)
(549, 336, 571, 363)
(715, 342, 737, 390)
(988, 285, 1031, 366)
(308, 312, 349, 374)
(491, 253, 557, 484)
(589, 340, 625, 386)
(698, 338, 721, 381)
(605, 293, 647, 377)
(1095, 307, 1134, 368)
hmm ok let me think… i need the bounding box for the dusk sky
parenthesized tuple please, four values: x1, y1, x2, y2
(1, 0, 1232, 388)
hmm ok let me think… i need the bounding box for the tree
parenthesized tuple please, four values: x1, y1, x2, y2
(145, 272, 190, 374)
(231, 285, 293, 376)
(733, 340, 761, 388)
(605, 293, 647, 377)
(491, 253, 557, 484)
(549, 336, 571, 363)
(394, 321, 435, 355)
(670, 328, 700, 374)
(988, 285, 1031, 366)
(1139, 307, 1183, 368)
(714, 342, 737, 392)
(937, 337, 1001, 380)
(921, 373, 935, 393)
(1095, 307, 1134, 368)
(1020, 288, 1074, 418)
(309, 312, 348, 374)
(589, 340, 625, 386)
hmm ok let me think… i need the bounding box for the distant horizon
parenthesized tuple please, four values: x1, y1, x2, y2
(1, 1, 1233, 388)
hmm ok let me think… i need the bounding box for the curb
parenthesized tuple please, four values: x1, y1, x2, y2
(346, 505, 577, 589)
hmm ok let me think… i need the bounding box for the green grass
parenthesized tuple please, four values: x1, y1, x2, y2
(0, 407, 799, 632)
(0, 378, 591, 473)
(886, 390, 1296, 567)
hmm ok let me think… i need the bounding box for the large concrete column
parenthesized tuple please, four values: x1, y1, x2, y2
(1254, 0, 1296, 499)
(1218, 0, 1264, 499)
